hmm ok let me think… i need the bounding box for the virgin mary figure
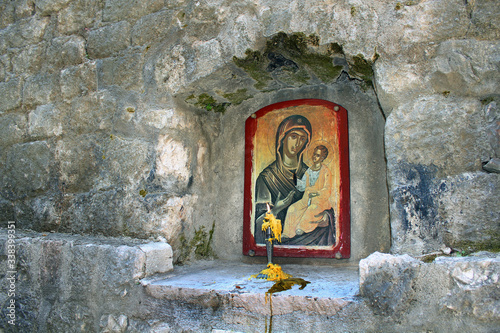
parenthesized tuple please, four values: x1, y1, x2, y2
(253, 115, 335, 246)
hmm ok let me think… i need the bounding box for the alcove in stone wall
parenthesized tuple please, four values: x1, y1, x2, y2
(173, 33, 390, 262)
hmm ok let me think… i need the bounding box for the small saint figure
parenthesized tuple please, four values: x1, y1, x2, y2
(282, 145, 333, 238)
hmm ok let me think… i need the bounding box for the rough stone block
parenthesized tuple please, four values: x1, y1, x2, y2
(438, 173, 500, 247)
(2, 141, 52, 199)
(60, 190, 126, 236)
(99, 52, 144, 91)
(23, 73, 60, 108)
(103, 0, 165, 23)
(0, 112, 26, 147)
(45, 36, 86, 71)
(154, 135, 192, 194)
(429, 40, 500, 97)
(14, 195, 59, 231)
(57, 0, 101, 35)
(99, 136, 151, 188)
(468, 0, 500, 39)
(55, 134, 101, 193)
(131, 10, 174, 46)
(0, 79, 22, 112)
(28, 104, 63, 139)
(11, 43, 45, 75)
(0, 1, 15, 29)
(483, 158, 500, 173)
(87, 21, 131, 59)
(138, 242, 174, 276)
(0, 198, 15, 223)
(35, 0, 72, 15)
(60, 62, 98, 101)
(386, 96, 491, 178)
(154, 45, 186, 94)
(435, 254, 500, 321)
(64, 94, 114, 134)
(359, 252, 421, 315)
(4, 16, 49, 49)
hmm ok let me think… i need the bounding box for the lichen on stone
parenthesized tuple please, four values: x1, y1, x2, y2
(232, 32, 344, 90)
(176, 222, 216, 264)
(220, 88, 252, 105)
(185, 93, 229, 113)
(348, 54, 376, 88)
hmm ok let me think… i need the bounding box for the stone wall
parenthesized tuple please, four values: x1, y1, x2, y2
(1, 233, 498, 332)
(0, 1, 499, 262)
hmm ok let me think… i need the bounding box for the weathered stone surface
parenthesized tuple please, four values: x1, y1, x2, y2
(138, 242, 174, 276)
(55, 134, 101, 193)
(11, 43, 46, 75)
(483, 158, 500, 173)
(0, 79, 22, 112)
(0, 112, 26, 146)
(1, 16, 49, 49)
(386, 94, 497, 255)
(14, 195, 60, 231)
(2, 141, 52, 200)
(44, 36, 86, 72)
(23, 73, 60, 108)
(87, 21, 131, 59)
(98, 52, 144, 91)
(438, 172, 500, 249)
(154, 134, 192, 194)
(131, 10, 174, 46)
(153, 44, 187, 94)
(467, 0, 500, 39)
(386, 96, 491, 178)
(60, 62, 98, 101)
(359, 252, 421, 316)
(57, 0, 102, 35)
(34, 0, 71, 16)
(429, 40, 500, 97)
(28, 104, 63, 139)
(103, 0, 165, 23)
(436, 254, 500, 321)
(0, 231, 174, 330)
(375, 40, 500, 116)
(484, 100, 499, 157)
(99, 135, 151, 188)
(63, 92, 115, 134)
(359, 251, 500, 331)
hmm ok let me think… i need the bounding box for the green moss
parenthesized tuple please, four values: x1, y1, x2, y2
(442, 91, 451, 97)
(350, 6, 357, 16)
(221, 88, 252, 105)
(349, 54, 375, 88)
(481, 96, 496, 105)
(395, 2, 402, 10)
(177, 222, 216, 264)
(301, 53, 343, 82)
(186, 93, 229, 113)
(328, 43, 344, 55)
(139, 189, 147, 197)
(232, 50, 273, 89)
(233, 32, 344, 89)
(451, 234, 500, 255)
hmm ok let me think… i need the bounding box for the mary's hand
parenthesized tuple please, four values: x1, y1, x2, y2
(273, 191, 295, 214)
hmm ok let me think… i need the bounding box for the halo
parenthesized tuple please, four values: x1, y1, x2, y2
(303, 139, 335, 167)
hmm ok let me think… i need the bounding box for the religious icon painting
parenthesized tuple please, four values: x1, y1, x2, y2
(243, 99, 350, 258)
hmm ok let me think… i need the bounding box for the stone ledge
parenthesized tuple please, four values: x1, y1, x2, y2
(0, 229, 173, 279)
(143, 260, 360, 316)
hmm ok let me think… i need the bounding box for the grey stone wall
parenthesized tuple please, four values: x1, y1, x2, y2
(0, 0, 498, 264)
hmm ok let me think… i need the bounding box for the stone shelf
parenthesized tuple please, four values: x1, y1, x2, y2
(142, 260, 360, 316)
